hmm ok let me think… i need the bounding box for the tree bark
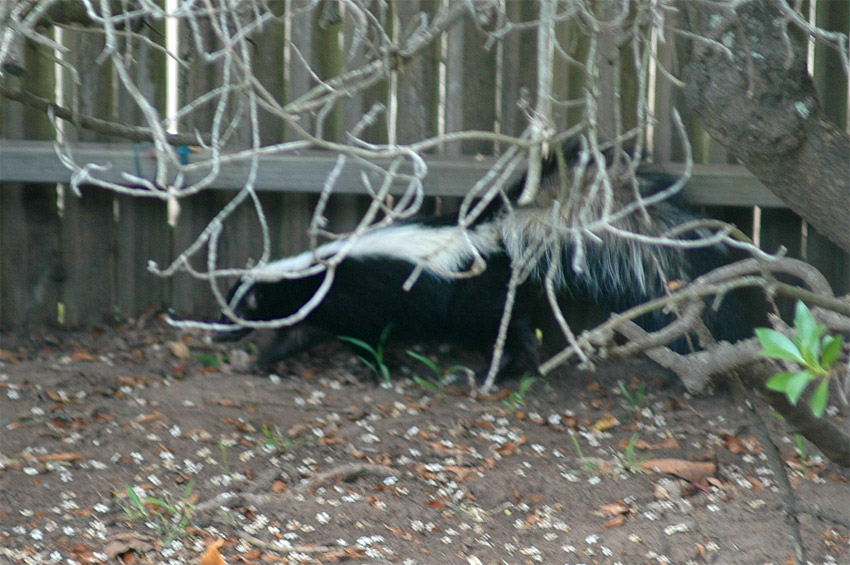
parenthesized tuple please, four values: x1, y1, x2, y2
(682, 0, 850, 253)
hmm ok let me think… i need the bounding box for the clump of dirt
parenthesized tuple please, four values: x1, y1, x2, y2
(1, 322, 848, 564)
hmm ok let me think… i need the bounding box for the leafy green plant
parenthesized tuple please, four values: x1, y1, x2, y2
(503, 373, 540, 411)
(261, 424, 314, 453)
(406, 350, 473, 390)
(219, 440, 231, 474)
(794, 433, 810, 472)
(618, 380, 647, 414)
(569, 430, 599, 476)
(756, 300, 843, 417)
(193, 352, 223, 368)
(338, 324, 394, 384)
(117, 481, 196, 544)
(621, 433, 645, 473)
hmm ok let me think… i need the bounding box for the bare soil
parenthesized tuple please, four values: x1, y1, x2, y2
(1, 321, 848, 564)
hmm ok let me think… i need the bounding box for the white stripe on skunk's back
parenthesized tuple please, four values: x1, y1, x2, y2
(251, 221, 502, 279)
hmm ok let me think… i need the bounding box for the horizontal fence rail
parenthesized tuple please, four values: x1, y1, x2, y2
(0, 140, 788, 207)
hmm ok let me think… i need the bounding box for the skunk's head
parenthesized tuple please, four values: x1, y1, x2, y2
(213, 277, 259, 342)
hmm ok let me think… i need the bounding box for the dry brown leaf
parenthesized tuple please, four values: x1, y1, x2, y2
(71, 349, 96, 362)
(200, 538, 226, 565)
(640, 458, 716, 485)
(722, 433, 761, 455)
(166, 340, 191, 359)
(102, 533, 154, 560)
(593, 413, 619, 432)
(656, 436, 681, 449)
(593, 500, 629, 517)
(604, 514, 628, 528)
(444, 465, 478, 482)
(525, 513, 542, 526)
(135, 411, 165, 425)
(0, 349, 21, 362)
(496, 441, 519, 456)
(426, 499, 445, 510)
(35, 452, 85, 463)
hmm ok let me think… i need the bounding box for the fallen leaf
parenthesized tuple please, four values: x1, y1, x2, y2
(496, 441, 519, 456)
(71, 349, 96, 362)
(166, 340, 191, 359)
(35, 452, 85, 463)
(640, 458, 716, 485)
(444, 465, 478, 482)
(604, 514, 628, 528)
(722, 433, 761, 455)
(593, 413, 619, 432)
(135, 412, 165, 425)
(0, 349, 21, 362)
(426, 499, 445, 510)
(200, 538, 226, 565)
(593, 500, 629, 517)
(103, 533, 154, 560)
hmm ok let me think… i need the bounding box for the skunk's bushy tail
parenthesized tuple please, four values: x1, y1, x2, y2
(495, 140, 757, 351)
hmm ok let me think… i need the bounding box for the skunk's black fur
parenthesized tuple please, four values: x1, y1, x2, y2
(215, 140, 756, 373)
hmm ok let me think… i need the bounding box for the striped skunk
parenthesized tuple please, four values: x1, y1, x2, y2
(215, 140, 755, 373)
(213, 214, 540, 374)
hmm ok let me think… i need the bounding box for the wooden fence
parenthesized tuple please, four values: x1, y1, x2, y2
(1, 2, 848, 329)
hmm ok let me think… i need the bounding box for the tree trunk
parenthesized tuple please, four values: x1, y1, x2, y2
(682, 0, 850, 253)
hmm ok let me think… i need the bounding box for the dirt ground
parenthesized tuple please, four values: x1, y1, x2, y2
(1, 320, 848, 565)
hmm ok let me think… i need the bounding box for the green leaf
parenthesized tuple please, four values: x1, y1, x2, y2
(765, 371, 795, 392)
(793, 301, 826, 358)
(821, 335, 844, 369)
(785, 370, 816, 405)
(809, 377, 830, 418)
(794, 300, 816, 339)
(338, 335, 376, 355)
(412, 375, 440, 391)
(755, 328, 805, 364)
(406, 350, 441, 375)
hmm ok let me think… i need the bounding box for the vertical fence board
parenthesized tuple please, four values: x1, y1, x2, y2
(394, 1, 440, 145)
(113, 12, 171, 320)
(60, 31, 117, 326)
(172, 19, 228, 316)
(0, 39, 61, 328)
(501, 0, 537, 139)
(460, 17, 497, 155)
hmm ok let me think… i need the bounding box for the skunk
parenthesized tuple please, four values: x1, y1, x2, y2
(215, 140, 755, 373)
(213, 214, 540, 373)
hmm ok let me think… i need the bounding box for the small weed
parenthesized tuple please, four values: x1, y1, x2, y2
(339, 324, 393, 384)
(757, 300, 843, 417)
(406, 350, 473, 390)
(193, 352, 222, 368)
(116, 481, 196, 544)
(621, 433, 645, 473)
(794, 433, 809, 472)
(262, 424, 314, 453)
(219, 441, 230, 474)
(618, 380, 647, 414)
(503, 373, 540, 411)
(569, 431, 599, 476)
